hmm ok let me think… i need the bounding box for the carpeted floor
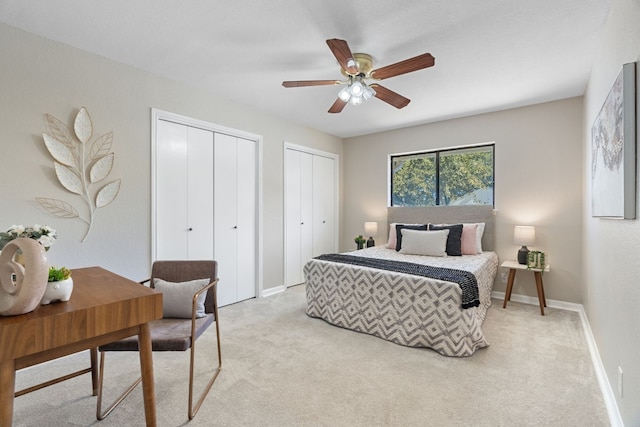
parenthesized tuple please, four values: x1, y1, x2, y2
(13, 284, 609, 426)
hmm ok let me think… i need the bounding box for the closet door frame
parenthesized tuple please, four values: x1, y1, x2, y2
(283, 141, 340, 288)
(151, 108, 263, 298)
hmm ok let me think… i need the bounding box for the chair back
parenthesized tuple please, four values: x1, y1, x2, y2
(150, 260, 218, 314)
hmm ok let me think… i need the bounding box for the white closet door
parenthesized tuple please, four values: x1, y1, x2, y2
(299, 152, 313, 279)
(312, 155, 336, 256)
(187, 127, 214, 259)
(285, 149, 302, 286)
(156, 120, 189, 260)
(236, 137, 256, 301)
(214, 133, 239, 307)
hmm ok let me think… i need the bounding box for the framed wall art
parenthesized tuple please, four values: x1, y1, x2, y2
(591, 62, 636, 219)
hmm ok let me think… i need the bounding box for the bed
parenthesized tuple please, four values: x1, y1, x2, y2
(304, 205, 498, 357)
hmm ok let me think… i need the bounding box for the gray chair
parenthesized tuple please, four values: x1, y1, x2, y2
(96, 260, 222, 421)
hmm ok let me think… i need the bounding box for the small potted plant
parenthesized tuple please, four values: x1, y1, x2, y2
(354, 235, 366, 250)
(41, 266, 73, 305)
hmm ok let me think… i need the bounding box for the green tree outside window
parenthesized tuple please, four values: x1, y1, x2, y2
(391, 145, 494, 207)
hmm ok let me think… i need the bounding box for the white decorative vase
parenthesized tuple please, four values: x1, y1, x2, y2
(41, 277, 74, 305)
(0, 238, 49, 316)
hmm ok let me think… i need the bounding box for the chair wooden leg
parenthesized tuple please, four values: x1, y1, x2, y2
(96, 351, 142, 420)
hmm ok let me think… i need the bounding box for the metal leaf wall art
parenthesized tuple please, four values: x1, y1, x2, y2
(37, 107, 121, 242)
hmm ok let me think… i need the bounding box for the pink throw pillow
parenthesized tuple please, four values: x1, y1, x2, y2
(386, 223, 398, 249)
(460, 223, 479, 255)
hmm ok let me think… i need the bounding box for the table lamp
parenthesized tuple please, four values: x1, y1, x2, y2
(364, 222, 378, 248)
(514, 225, 535, 265)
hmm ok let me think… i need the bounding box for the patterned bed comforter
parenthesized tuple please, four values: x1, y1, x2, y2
(304, 246, 499, 357)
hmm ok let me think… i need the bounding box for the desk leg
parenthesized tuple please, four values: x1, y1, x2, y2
(534, 272, 546, 316)
(90, 347, 99, 396)
(502, 269, 517, 308)
(0, 359, 16, 426)
(138, 323, 157, 427)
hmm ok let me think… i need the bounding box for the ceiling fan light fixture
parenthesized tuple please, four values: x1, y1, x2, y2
(363, 84, 376, 100)
(338, 86, 352, 102)
(350, 95, 363, 106)
(284, 39, 435, 114)
(350, 80, 364, 96)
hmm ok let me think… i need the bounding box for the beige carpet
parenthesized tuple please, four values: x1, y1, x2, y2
(14, 284, 609, 426)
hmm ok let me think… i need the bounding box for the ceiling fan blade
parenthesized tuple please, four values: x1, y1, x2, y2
(370, 53, 435, 80)
(282, 80, 340, 88)
(328, 98, 347, 114)
(326, 39, 359, 75)
(370, 84, 411, 109)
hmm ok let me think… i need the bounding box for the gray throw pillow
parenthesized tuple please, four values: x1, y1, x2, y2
(153, 278, 209, 318)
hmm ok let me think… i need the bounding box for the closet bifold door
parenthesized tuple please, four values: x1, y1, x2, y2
(312, 154, 336, 257)
(285, 149, 302, 286)
(214, 133, 257, 307)
(155, 120, 214, 260)
(299, 152, 314, 281)
(284, 147, 336, 287)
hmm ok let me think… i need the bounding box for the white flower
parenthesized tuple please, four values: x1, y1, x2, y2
(41, 225, 56, 236)
(38, 235, 56, 248)
(0, 224, 57, 250)
(10, 225, 25, 236)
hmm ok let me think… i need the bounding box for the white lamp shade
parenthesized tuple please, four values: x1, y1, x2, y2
(364, 222, 378, 237)
(514, 226, 535, 246)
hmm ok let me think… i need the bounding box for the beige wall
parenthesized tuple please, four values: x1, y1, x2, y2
(583, 0, 640, 424)
(0, 23, 343, 290)
(343, 97, 584, 303)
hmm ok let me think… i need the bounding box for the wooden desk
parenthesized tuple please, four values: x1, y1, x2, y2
(0, 266, 163, 426)
(501, 260, 551, 315)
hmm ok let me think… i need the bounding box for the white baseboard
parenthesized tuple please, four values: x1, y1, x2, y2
(491, 290, 582, 311)
(492, 291, 623, 426)
(261, 284, 286, 298)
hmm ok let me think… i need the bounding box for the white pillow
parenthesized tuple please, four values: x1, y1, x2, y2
(153, 278, 209, 319)
(399, 229, 449, 257)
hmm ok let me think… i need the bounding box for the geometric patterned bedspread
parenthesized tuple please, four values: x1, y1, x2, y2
(304, 247, 499, 357)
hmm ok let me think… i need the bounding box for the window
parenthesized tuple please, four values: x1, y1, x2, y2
(390, 144, 494, 206)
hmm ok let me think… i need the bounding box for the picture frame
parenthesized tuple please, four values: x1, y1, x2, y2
(591, 62, 636, 219)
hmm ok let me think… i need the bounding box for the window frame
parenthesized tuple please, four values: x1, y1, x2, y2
(389, 143, 495, 207)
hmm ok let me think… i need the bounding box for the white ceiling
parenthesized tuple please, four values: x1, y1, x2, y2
(0, 0, 612, 138)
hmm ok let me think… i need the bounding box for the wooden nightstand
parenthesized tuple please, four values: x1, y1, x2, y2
(501, 260, 551, 315)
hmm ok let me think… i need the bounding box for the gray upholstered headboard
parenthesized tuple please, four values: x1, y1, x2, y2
(387, 205, 496, 251)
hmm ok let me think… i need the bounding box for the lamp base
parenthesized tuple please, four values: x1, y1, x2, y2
(517, 246, 529, 265)
(366, 237, 375, 248)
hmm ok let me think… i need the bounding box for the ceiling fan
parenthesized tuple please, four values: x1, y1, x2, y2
(282, 38, 435, 113)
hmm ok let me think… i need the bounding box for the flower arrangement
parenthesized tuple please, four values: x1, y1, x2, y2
(0, 224, 57, 251)
(48, 266, 71, 282)
(354, 235, 366, 249)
